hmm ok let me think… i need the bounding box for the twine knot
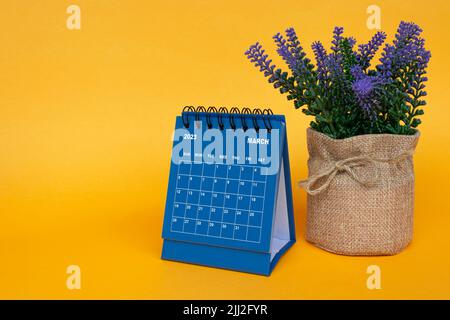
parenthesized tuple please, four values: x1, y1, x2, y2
(299, 150, 414, 195)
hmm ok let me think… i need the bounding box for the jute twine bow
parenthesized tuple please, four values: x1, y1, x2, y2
(299, 150, 414, 195)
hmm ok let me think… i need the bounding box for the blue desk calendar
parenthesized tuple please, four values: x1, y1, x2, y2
(161, 106, 296, 276)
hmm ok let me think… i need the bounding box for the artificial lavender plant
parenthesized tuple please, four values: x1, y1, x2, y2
(245, 22, 431, 138)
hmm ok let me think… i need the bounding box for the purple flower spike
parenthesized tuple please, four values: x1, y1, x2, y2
(285, 27, 305, 60)
(378, 21, 429, 79)
(245, 42, 276, 78)
(331, 26, 344, 53)
(348, 37, 357, 49)
(376, 21, 431, 119)
(245, 42, 297, 95)
(273, 32, 298, 74)
(284, 27, 311, 71)
(326, 53, 344, 81)
(394, 21, 422, 46)
(311, 41, 328, 82)
(357, 31, 387, 70)
(350, 65, 365, 80)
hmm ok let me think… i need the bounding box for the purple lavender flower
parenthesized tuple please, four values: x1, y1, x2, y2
(394, 21, 422, 46)
(279, 27, 312, 75)
(245, 42, 276, 78)
(352, 77, 378, 118)
(245, 29, 314, 99)
(353, 77, 374, 97)
(348, 37, 357, 49)
(331, 26, 344, 53)
(245, 42, 294, 93)
(326, 53, 344, 81)
(285, 27, 308, 62)
(405, 42, 431, 108)
(351, 65, 386, 119)
(383, 21, 424, 71)
(273, 32, 298, 74)
(377, 44, 394, 79)
(350, 65, 365, 79)
(331, 27, 357, 59)
(378, 22, 429, 80)
(311, 41, 328, 82)
(376, 21, 431, 125)
(357, 31, 387, 70)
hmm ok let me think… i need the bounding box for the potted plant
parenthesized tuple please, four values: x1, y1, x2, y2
(245, 22, 430, 255)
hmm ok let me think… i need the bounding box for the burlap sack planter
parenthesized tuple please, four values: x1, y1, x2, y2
(301, 128, 420, 256)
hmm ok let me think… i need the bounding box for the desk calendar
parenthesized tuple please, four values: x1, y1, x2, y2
(161, 106, 295, 275)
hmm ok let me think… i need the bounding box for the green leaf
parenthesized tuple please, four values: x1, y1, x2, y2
(411, 118, 421, 128)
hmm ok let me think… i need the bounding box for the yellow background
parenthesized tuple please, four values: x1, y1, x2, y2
(1, 0, 449, 299)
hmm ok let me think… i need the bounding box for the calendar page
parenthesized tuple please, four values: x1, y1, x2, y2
(162, 113, 286, 253)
